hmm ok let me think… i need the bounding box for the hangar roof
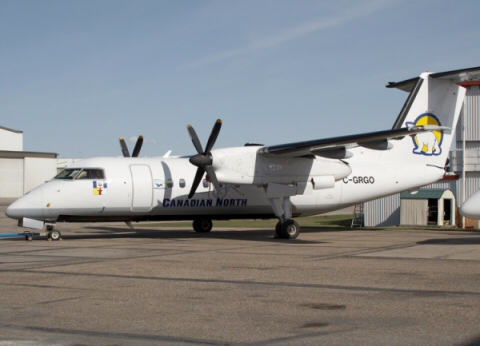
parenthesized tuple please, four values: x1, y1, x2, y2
(0, 150, 58, 159)
(0, 126, 22, 134)
(401, 189, 454, 200)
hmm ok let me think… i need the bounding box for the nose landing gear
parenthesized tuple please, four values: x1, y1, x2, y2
(46, 224, 61, 241)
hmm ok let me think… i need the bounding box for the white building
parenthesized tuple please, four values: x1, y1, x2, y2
(0, 126, 58, 198)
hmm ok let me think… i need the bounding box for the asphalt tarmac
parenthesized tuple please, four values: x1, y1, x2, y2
(0, 199, 479, 346)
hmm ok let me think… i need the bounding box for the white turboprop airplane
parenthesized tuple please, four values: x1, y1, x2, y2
(460, 190, 480, 220)
(6, 67, 480, 240)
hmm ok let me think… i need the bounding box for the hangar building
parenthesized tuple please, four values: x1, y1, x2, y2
(0, 126, 58, 198)
(364, 83, 480, 228)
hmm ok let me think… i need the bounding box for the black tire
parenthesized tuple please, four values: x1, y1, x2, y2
(280, 219, 300, 239)
(50, 230, 61, 241)
(193, 219, 213, 233)
(275, 221, 284, 238)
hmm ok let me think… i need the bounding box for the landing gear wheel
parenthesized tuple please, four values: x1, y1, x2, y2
(48, 230, 61, 241)
(280, 219, 300, 239)
(275, 221, 283, 238)
(193, 219, 213, 233)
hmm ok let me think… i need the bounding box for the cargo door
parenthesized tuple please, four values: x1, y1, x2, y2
(130, 165, 153, 211)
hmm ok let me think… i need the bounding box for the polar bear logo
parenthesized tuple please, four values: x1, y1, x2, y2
(412, 131, 439, 155)
(406, 113, 443, 156)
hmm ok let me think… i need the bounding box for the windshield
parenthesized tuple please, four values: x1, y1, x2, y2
(54, 168, 82, 180)
(54, 168, 105, 180)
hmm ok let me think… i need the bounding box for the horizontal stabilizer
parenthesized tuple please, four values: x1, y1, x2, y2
(387, 66, 480, 92)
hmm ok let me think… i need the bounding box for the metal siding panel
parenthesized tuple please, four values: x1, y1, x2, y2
(364, 194, 400, 227)
(461, 86, 480, 141)
(401, 199, 427, 225)
(465, 174, 480, 199)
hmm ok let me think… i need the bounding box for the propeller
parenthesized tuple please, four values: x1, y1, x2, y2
(119, 136, 144, 157)
(187, 119, 222, 199)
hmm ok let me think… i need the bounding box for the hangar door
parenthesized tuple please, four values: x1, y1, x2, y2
(0, 158, 23, 197)
(130, 165, 153, 211)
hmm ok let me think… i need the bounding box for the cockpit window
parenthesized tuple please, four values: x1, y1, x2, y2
(76, 169, 105, 180)
(54, 168, 82, 180)
(54, 168, 105, 180)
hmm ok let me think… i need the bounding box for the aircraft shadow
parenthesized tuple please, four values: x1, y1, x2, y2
(1, 226, 362, 244)
(59, 226, 329, 244)
(417, 236, 480, 246)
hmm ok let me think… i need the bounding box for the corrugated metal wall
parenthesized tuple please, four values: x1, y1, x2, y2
(364, 195, 400, 227)
(465, 172, 480, 199)
(456, 85, 480, 141)
(400, 199, 428, 225)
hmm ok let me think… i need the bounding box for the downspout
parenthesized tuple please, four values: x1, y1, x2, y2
(462, 101, 466, 229)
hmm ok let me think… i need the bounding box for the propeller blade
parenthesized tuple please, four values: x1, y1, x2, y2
(204, 119, 222, 154)
(187, 119, 223, 199)
(204, 165, 221, 193)
(188, 167, 205, 199)
(132, 136, 144, 157)
(187, 125, 204, 154)
(119, 137, 130, 157)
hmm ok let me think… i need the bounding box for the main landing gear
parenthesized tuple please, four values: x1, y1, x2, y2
(275, 219, 300, 239)
(46, 224, 61, 241)
(268, 195, 301, 239)
(192, 219, 213, 233)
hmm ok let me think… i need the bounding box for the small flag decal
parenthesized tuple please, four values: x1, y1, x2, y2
(93, 181, 108, 195)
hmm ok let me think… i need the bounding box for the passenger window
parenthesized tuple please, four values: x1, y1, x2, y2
(166, 178, 174, 188)
(75, 169, 105, 180)
(202, 179, 209, 188)
(179, 179, 186, 188)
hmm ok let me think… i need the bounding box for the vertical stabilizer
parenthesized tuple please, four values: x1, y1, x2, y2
(387, 68, 480, 166)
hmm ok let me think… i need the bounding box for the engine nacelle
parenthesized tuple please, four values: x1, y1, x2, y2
(311, 175, 335, 190)
(212, 147, 352, 186)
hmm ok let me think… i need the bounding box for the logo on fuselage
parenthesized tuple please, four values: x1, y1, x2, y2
(406, 113, 443, 156)
(93, 181, 108, 195)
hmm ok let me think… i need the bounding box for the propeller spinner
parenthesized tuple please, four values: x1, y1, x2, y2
(119, 136, 144, 157)
(187, 119, 222, 199)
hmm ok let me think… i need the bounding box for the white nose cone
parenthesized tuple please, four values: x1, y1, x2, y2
(5, 187, 44, 220)
(5, 198, 27, 220)
(460, 191, 480, 220)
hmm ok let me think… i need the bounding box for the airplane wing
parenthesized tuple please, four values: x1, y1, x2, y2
(257, 125, 447, 159)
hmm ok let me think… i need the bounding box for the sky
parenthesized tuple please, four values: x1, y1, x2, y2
(1, 0, 480, 159)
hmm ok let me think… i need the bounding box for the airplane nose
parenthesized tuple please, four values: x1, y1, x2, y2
(5, 187, 44, 220)
(460, 193, 479, 220)
(5, 198, 27, 220)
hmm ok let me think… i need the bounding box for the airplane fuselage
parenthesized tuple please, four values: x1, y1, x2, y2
(7, 66, 477, 239)
(6, 143, 445, 224)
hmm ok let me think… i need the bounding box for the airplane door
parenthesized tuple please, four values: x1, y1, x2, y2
(130, 165, 153, 211)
